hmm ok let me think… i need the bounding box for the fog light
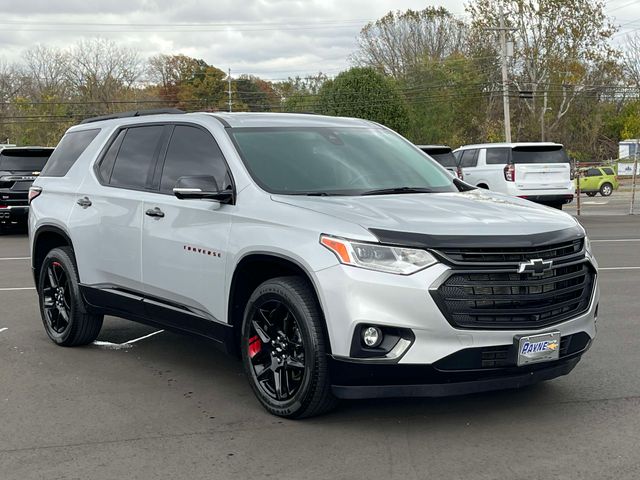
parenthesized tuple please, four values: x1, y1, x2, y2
(362, 326, 382, 348)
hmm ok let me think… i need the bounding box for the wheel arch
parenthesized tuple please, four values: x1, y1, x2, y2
(32, 225, 74, 287)
(227, 252, 330, 356)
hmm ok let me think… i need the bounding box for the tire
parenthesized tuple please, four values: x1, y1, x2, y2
(586, 191, 597, 197)
(599, 183, 613, 196)
(38, 246, 103, 346)
(241, 276, 337, 418)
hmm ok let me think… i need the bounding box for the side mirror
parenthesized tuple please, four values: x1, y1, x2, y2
(173, 176, 233, 203)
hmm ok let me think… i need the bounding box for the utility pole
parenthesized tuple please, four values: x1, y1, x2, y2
(499, 5, 512, 143)
(228, 68, 232, 113)
(631, 139, 638, 215)
(540, 90, 547, 142)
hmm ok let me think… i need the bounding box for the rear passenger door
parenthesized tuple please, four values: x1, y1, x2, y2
(70, 124, 167, 296)
(140, 124, 234, 325)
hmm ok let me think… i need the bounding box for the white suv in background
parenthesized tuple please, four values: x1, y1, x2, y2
(453, 143, 574, 209)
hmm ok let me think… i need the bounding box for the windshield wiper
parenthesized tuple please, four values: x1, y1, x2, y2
(287, 191, 342, 196)
(360, 186, 434, 196)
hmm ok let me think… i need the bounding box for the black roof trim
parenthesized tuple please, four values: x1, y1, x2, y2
(207, 114, 232, 128)
(80, 108, 185, 125)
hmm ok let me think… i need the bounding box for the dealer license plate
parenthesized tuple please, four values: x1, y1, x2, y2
(516, 331, 561, 366)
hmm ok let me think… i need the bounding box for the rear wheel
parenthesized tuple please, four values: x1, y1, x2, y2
(600, 183, 613, 196)
(241, 276, 336, 418)
(38, 247, 103, 346)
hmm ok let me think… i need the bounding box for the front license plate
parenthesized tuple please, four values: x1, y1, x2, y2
(516, 331, 561, 366)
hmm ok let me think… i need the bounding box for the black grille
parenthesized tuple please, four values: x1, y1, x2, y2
(431, 259, 595, 330)
(437, 239, 583, 265)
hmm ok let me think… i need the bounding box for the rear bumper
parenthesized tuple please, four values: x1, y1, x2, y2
(0, 205, 28, 224)
(517, 194, 573, 205)
(330, 354, 583, 399)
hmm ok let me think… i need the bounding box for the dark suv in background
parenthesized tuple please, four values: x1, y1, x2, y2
(417, 145, 463, 179)
(0, 147, 53, 231)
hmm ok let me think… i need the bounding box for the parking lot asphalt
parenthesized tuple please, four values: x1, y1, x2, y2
(1, 215, 640, 480)
(566, 189, 638, 216)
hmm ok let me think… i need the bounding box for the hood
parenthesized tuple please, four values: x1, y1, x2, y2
(272, 190, 579, 240)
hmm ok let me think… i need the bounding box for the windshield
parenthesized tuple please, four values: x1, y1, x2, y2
(511, 146, 569, 164)
(230, 127, 456, 195)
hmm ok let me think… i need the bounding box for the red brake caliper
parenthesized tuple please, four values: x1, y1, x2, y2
(248, 335, 262, 359)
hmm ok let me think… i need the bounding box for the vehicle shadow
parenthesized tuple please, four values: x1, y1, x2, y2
(96, 317, 568, 424)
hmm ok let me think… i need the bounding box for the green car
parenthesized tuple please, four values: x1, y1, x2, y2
(576, 166, 619, 197)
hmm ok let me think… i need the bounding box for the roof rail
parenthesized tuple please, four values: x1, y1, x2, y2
(79, 108, 185, 125)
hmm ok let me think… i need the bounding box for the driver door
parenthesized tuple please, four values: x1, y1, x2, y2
(140, 124, 234, 325)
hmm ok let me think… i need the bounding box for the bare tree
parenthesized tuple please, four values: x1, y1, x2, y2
(624, 32, 640, 89)
(352, 7, 468, 79)
(22, 45, 70, 99)
(468, 0, 620, 136)
(67, 38, 143, 105)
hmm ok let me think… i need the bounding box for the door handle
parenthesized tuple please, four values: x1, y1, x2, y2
(76, 196, 92, 208)
(145, 207, 165, 218)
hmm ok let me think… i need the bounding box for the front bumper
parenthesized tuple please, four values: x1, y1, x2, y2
(330, 354, 584, 399)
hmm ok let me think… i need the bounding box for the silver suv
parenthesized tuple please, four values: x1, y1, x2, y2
(28, 110, 599, 418)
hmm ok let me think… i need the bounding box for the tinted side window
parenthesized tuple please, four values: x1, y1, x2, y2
(603, 167, 614, 175)
(460, 149, 478, 168)
(98, 130, 126, 182)
(586, 168, 601, 177)
(110, 126, 164, 189)
(485, 148, 510, 165)
(160, 125, 231, 193)
(40, 129, 100, 177)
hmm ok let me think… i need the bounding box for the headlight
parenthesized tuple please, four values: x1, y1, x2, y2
(584, 236, 592, 256)
(320, 235, 437, 275)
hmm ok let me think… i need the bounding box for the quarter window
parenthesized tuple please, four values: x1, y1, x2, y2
(602, 167, 614, 175)
(485, 148, 510, 165)
(160, 125, 231, 193)
(109, 126, 164, 189)
(40, 129, 100, 177)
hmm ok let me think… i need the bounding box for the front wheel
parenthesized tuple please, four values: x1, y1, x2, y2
(241, 276, 336, 418)
(38, 247, 103, 346)
(586, 191, 597, 197)
(600, 183, 613, 196)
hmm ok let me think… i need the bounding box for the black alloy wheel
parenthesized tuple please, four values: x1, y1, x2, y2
(42, 260, 71, 334)
(247, 300, 306, 402)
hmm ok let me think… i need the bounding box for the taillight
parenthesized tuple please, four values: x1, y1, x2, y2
(504, 164, 515, 182)
(456, 167, 464, 180)
(28, 186, 42, 204)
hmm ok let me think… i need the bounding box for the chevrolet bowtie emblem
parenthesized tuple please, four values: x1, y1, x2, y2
(517, 258, 553, 276)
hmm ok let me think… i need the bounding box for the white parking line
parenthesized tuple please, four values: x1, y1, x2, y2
(591, 239, 640, 243)
(599, 267, 640, 270)
(0, 328, 7, 333)
(123, 329, 165, 345)
(92, 330, 165, 350)
(0, 287, 36, 291)
(0, 257, 30, 261)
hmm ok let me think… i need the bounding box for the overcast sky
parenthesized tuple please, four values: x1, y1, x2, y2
(0, 0, 638, 80)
